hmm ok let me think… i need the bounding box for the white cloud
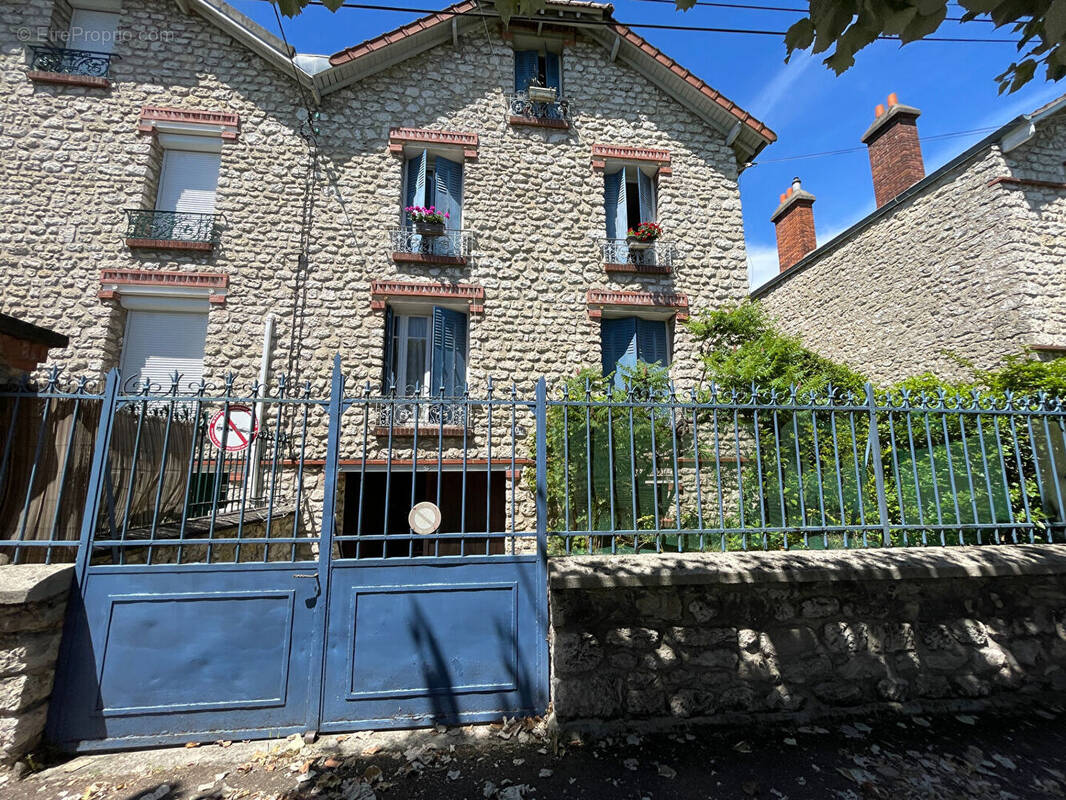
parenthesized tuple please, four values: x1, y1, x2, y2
(747, 243, 780, 289)
(748, 51, 819, 124)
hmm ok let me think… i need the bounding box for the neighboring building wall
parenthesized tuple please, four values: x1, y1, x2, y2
(999, 117, 1066, 354)
(550, 547, 1066, 727)
(754, 146, 1035, 384)
(0, 0, 749, 396)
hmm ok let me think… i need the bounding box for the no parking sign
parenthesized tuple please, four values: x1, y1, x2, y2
(208, 405, 259, 452)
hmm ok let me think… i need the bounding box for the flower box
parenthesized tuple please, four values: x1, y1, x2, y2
(415, 221, 446, 237)
(627, 236, 654, 251)
(527, 86, 557, 104)
(627, 222, 662, 251)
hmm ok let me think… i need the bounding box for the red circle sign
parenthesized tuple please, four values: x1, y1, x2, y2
(208, 405, 259, 452)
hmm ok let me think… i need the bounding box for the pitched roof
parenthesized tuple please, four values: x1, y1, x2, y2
(324, 0, 775, 160)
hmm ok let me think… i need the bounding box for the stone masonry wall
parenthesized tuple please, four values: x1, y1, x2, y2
(754, 117, 1066, 384)
(0, 0, 749, 396)
(0, 565, 73, 765)
(550, 546, 1066, 727)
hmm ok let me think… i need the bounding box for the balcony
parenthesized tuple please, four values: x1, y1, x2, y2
(373, 393, 469, 438)
(507, 92, 572, 129)
(600, 238, 676, 274)
(390, 228, 473, 266)
(27, 45, 116, 88)
(125, 210, 223, 251)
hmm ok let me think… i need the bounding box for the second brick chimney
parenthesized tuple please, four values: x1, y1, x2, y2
(771, 177, 817, 272)
(862, 93, 925, 207)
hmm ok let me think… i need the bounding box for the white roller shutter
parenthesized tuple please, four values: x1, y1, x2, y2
(68, 9, 119, 54)
(156, 150, 221, 214)
(119, 310, 209, 391)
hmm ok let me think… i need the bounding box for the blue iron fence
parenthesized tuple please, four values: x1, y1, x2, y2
(5, 367, 1066, 563)
(544, 379, 1066, 555)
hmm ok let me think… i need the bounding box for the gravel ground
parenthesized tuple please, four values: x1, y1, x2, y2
(3, 706, 1066, 800)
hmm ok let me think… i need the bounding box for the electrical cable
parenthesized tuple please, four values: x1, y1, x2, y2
(752, 125, 1001, 164)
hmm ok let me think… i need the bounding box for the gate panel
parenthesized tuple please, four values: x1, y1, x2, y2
(320, 556, 545, 730)
(50, 563, 320, 750)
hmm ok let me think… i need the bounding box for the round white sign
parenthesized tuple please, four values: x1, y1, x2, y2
(208, 405, 259, 452)
(408, 501, 442, 535)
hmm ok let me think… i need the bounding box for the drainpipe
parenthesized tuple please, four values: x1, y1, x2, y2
(250, 314, 275, 503)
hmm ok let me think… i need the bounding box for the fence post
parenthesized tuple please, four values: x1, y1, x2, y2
(865, 382, 892, 548)
(535, 378, 548, 560)
(73, 368, 121, 583)
(306, 355, 343, 739)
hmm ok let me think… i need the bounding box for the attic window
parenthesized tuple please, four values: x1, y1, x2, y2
(509, 45, 570, 129)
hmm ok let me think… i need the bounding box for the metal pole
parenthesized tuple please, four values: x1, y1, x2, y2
(73, 369, 121, 583)
(533, 376, 549, 713)
(865, 383, 892, 548)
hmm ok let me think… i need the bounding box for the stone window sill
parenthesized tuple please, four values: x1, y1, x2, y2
(28, 70, 110, 89)
(508, 115, 569, 130)
(604, 262, 672, 276)
(372, 426, 468, 438)
(392, 252, 468, 267)
(125, 238, 216, 252)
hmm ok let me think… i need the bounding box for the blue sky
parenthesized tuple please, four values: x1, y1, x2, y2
(232, 0, 1064, 289)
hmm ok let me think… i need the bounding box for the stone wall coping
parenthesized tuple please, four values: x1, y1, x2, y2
(0, 565, 74, 606)
(548, 544, 1066, 589)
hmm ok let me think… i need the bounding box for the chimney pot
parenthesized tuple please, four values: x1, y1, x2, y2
(875, 103, 885, 118)
(771, 178, 816, 273)
(862, 97, 924, 207)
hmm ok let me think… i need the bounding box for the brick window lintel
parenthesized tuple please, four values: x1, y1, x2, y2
(370, 280, 484, 313)
(388, 128, 479, 160)
(99, 269, 229, 305)
(586, 289, 689, 321)
(138, 106, 240, 140)
(591, 144, 672, 176)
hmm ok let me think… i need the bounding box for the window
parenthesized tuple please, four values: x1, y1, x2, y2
(403, 149, 463, 228)
(601, 317, 670, 387)
(119, 310, 209, 391)
(514, 50, 561, 93)
(67, 8, 119, 53)
(141, 148, 221, 242)
(383, 306, 468, 397)
(604, 166, 657, 263)
(605, 166, 656, 236)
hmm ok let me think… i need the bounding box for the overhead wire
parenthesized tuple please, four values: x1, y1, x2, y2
(629, 0, 997, 24)
(752, 125, 1002, 164)
(255, 0, 1019, 43)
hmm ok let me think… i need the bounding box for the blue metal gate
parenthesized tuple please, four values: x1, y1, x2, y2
(0, 359, 547, 751)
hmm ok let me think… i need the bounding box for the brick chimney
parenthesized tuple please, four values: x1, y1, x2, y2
(771, 177, 816, 272)
(862, 93, 925, 207)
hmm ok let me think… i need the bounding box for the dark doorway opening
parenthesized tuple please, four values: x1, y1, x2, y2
(341, 471, 507, 558)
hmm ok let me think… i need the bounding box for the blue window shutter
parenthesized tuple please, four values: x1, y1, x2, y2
(637, 169, 656, 222)
(545, 52, 561, 91)
(405, 150, 427, 211)
(604, 170, 628, 239)
(431, 306, 468, 396)
(434, 156, 463, 229)
(636, 318, 670, 367)
(601, 317, 637, 387)
(382, 305, 396, 391)
(514, 50, 538, 92)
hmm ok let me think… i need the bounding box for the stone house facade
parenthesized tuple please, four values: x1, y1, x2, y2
(0, 0, 774, 537)
(754, 93, 1066, 385)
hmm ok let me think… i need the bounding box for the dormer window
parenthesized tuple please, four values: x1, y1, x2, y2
(509, 48, 570, 128)
(514, 50, 561, 94)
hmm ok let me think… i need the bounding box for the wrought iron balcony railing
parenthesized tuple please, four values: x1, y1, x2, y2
(125, 210, 223, 246)
(29, 45, 116, 78)
(600, 238, 676, 269)
(507, 92, 573, 125)
(377, 390, 469, 431)
(391, 228, 473, 261)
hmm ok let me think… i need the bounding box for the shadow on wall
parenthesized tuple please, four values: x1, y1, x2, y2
(550, 549, 1066, 724)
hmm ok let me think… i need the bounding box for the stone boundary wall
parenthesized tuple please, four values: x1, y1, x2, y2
(0, 566, 74, 765)
(549, 546, 1066, 728)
